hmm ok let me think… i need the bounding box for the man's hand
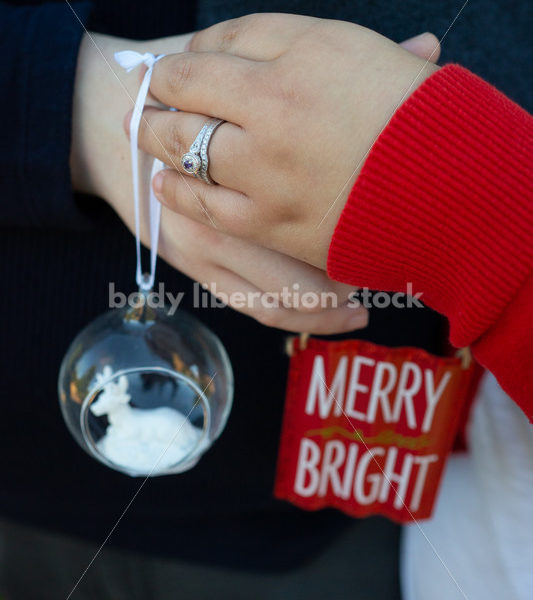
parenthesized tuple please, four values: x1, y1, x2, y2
(134, 14, 440, 269)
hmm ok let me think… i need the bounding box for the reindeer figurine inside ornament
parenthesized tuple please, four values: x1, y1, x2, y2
(89, 366, 208, 474)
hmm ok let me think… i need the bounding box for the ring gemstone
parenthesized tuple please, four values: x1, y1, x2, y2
(181, 152, 201, 174)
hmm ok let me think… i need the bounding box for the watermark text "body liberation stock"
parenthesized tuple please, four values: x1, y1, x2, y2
(109, 282, 424, 315)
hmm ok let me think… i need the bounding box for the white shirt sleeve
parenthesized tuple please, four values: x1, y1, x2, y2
(401, 372, 533, 600)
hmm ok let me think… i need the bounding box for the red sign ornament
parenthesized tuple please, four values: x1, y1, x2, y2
(275, 338, 476, 523)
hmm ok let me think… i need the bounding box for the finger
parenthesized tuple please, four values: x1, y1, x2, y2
(199, 266, 368, 335)
(399, 32, 441, 63)
(158, 212, 367, 334)
(161, 211, 356, 313)
(127, 106, 247, 191)
(153, 168, 250, 232)
(188, 13, 320, 59)
(214, 238, 355, 311)
(150, 52, 259, 124)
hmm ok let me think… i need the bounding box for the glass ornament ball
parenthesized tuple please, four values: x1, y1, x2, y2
(58, 296, 233, 477)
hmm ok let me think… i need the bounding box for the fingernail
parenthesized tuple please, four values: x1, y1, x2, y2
(409, 32, 430, 41)
(349, 311, 369, 329)
(153, 171, 165, 196)
(400, 32, 431, 51)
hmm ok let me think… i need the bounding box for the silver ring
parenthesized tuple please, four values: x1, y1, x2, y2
(199, 119, 224, 185)
(180, 120, 211, 177)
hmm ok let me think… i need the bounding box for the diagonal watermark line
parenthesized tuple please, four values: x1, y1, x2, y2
(316, 0, 471, 230)
(317, 373, 469, 600)
(64, 0, 217, 229)
(65, 373, 216, 600)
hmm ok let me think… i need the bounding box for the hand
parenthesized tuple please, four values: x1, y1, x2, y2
(134, 15, 440, 269)
(69, 31, 367, 334)
(158, 214, 369, 334)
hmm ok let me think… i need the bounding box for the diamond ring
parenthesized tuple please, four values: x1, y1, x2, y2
(180, 120, 211, 176)
(180, 118, 225, 184)
(180, 118, 225, 185)
(198, 119, 224, 185)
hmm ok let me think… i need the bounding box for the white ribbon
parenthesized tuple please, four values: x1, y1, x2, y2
(115, 50, 165, 292)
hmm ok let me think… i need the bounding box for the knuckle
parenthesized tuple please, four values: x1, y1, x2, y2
(168, 56, 195, 96)
(166, 123, 186, 164)
(218, 24, 240, 52)
(216, 15, 250, 51)
(216, 13, 265, 51)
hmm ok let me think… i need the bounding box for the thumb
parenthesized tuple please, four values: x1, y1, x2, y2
(400, 32, 441, 63)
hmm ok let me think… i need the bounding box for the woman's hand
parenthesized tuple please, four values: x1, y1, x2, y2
(135, 15, 440, 269)
(158, 212, 368, 334)
(70, 30, 367, 334)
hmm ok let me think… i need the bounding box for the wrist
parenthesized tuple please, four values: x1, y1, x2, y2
(70, 33, 142, 200)
(70, 32, 193, 207)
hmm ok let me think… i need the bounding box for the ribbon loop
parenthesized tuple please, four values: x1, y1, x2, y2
(115, 50, 159, 72)
(115, 51, 165, 292)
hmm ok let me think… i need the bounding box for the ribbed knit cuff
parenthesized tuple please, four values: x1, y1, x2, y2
(327, 64, 533, 348)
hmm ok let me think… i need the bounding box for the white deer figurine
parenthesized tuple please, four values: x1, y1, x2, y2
(90, 366, 206, 473)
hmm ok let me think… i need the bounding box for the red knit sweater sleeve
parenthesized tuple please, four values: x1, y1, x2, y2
(327, 64, 533, 420)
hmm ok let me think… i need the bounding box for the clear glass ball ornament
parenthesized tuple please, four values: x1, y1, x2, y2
(58, 291, 233, 477)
